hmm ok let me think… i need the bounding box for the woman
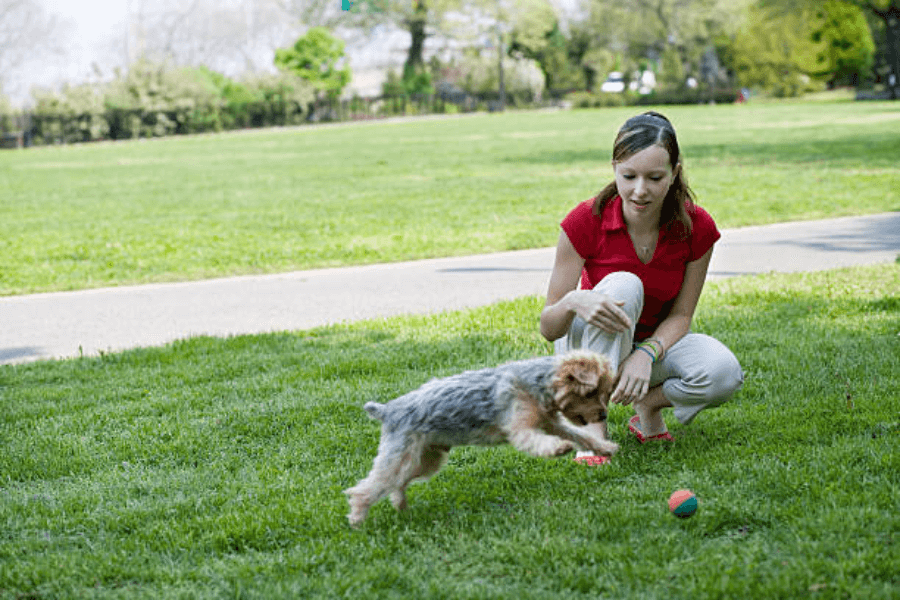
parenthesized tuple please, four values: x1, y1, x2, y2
(540, 111, 743, 465)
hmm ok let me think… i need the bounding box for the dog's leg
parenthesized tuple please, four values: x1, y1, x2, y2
(508, 427, 576, 457)
(390, 444, 449, 511)
(551, 416, 619, 456)
(344, 431, 412, 526)
(504, 397, 576, 457)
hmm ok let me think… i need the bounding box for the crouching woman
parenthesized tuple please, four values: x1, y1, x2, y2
(540, 111, 744, 464)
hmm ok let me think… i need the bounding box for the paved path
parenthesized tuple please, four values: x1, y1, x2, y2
(2, 212, 898, 365)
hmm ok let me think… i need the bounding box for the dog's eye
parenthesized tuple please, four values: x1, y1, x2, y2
(573, 415, 587, 426)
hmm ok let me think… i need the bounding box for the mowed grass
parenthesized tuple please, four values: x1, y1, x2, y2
(1, 100, 898, 295)
(1, 263, 897, 599)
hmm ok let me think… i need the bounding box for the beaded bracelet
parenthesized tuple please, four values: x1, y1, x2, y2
(644, 337, 665, 361)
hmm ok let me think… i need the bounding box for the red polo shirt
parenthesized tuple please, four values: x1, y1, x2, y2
(561, 196, 720, 341)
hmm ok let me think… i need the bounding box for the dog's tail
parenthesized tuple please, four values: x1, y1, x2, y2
(363, 401, 386, 421)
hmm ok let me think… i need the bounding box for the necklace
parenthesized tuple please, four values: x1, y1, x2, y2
(629, 230, 657, 262)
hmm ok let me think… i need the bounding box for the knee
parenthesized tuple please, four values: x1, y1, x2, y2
(594, 271, 643, 298)
(592, 271, 643, 315)
(705, 352, 744, 404)
(667, 336, 744, 404)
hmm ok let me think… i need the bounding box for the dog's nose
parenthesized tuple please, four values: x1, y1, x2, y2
(597, 410, 608, 422)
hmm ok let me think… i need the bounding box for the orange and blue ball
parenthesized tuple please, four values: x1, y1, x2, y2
(668, 489, 698, 518)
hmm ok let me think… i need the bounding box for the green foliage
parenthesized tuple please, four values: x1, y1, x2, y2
(510, 22, 588, 92)
(731, 4, 827, 97)
(0, 264, 897, 597)
(658, 47, 687, 91)
(30, 83, 110, 143)
(811, 1, 876, 85)
(102, 60, 225, 138)
(585, 0, 752, 93)
(401, 64, 435, 96)
(565, 90, 631, 108)
(23, 62, 315, 144)
(381, 69, 406, 97)
(274, 27, 351, 100)
(452, 55, 544, 100)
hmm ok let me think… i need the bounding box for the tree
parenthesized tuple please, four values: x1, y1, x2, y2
(840, 0, 900, 97)
(768, 0, 900, 98)
(812, 1, 875, 86)
(282, 0, 453, 94)
(730, 3, 825, 97)
(583, 0, 752, 90)
(274, 27, 351, 100)
(457, 0, 559, 102)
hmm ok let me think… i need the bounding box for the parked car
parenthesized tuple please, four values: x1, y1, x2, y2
(600, 72, 625, 93)
(599, 71, 656, 95)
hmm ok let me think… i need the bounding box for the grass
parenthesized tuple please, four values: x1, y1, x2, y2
(1, 100, 898, 295)
(1, 262, 897, 599)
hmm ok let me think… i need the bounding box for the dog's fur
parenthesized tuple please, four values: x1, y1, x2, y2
(344, 351, 618, 526)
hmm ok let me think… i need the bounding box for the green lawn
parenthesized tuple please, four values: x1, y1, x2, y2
(1, 263, 897, 599)
(1, 100, 898, 295)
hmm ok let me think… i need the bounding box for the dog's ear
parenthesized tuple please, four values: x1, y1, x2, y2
(567, 364, 599, 389)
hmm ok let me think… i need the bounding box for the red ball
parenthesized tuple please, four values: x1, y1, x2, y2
(668, 489, 698, 518)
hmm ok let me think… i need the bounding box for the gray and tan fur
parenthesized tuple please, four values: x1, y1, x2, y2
(344, 351, 618, 526)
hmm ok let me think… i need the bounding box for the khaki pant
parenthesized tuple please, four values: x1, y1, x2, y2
(554, 271, 743, 425)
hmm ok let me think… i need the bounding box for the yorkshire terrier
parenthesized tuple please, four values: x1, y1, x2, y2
(344, 351, 618, 526)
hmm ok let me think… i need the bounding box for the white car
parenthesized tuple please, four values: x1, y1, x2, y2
(600, 71, 656, 94)
(600, 72, 625, 93)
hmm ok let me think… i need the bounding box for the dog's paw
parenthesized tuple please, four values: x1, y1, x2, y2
(596, 440, 619, 456)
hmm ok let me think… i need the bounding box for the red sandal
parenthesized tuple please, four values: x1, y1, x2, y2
(629, 415, 674, 443)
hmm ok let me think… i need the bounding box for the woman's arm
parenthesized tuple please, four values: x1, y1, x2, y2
(611, 246, 714, 404)
(540, 231, 632, 342)
(646, 245, 713, 355)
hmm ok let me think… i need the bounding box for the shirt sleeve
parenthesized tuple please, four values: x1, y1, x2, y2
(688, 205, 721, 261)
(560, 200, 598, 259)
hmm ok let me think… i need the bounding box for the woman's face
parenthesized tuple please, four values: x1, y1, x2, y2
(613, 144, 679, 225)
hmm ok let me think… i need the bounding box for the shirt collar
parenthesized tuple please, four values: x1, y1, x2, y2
(601, 196, 627, 232)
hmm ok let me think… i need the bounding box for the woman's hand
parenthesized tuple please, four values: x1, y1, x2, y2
(570, 292, 632, 334)
(611, 350, 652, 405)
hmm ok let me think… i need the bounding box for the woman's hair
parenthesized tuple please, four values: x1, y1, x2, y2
(593, 111, 695, 237)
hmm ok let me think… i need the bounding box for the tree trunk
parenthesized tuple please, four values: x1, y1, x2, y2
(403, 0, 427, 78)
(863, 1, 900, 98)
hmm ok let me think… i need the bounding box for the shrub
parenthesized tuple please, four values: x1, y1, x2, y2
(566, 90, 631, 108)
(23, 62, 316, 145)
(31, 84, 110, 144)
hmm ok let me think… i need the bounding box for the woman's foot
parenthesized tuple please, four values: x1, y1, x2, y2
(628, 414, 674, 443)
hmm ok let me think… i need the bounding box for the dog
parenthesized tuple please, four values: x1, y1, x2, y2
(344, 351, 618, 526)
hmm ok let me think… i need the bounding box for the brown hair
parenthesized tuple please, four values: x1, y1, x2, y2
(593, 111, 695, 237)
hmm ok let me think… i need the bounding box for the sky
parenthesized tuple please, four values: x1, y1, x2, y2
(45, 0, 128, 68)
(2, 0, 130, 104)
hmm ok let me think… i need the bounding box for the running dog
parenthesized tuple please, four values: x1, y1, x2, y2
(344, 351, 618, 526)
